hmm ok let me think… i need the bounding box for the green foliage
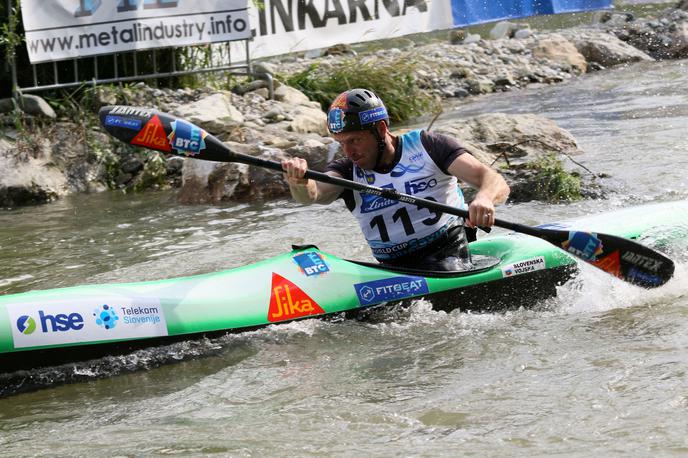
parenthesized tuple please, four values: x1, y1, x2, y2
(0, 0, 22, 66)
(132, 152, 167, 192)
(528, 153, 582, 202)
(283, 59, 440, 124)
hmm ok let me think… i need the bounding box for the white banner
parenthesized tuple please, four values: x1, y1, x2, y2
(241, 0, 453, 59)
(21, 0, 251, 63)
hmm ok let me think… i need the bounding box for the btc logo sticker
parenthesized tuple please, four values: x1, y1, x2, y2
(168, 120, 207, 156)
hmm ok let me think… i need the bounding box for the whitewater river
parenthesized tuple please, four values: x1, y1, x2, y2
(1, 58, 687, 456)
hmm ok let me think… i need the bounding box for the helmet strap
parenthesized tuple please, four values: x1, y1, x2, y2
(370, 123, 386, 170)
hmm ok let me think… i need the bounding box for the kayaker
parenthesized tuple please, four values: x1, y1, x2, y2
(282, 88, 510, 271)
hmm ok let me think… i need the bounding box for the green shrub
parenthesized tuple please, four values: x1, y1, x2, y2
(283, 59, 440, 124)
(529, 153, 582, 202)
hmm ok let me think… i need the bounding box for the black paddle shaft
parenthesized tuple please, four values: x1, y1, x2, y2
(98, 105, 675, 287)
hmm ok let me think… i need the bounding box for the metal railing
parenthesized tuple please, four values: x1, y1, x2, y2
(7, 0, 273, 98)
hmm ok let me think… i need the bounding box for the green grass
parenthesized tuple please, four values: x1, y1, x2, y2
(282, 59, 441, 124)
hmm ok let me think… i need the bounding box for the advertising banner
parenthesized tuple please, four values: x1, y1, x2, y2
(244, 0, 453, 59)
(21, 0, 251, 63)
(19, 0, 612, 64)
(450, 0, 612, 27)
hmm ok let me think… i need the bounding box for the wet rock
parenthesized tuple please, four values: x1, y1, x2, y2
(120, 157, 144, 175)
(17, 95, 56, 119)
(50, 123, 113, 193)
(0, 137, 66, 206)
(667, 22, 688, 57)
(0, 98, 15, 114)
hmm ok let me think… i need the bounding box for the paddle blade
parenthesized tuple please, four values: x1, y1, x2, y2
(98, 106, 230, 161)
(537, 228, 674, 287)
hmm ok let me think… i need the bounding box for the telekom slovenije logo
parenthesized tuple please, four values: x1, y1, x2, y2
(93, 304, 119, 330)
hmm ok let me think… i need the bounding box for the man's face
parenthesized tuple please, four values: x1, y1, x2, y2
(333, 129, 378, 170)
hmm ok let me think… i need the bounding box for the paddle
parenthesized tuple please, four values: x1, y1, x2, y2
(98, 105, 675, 288)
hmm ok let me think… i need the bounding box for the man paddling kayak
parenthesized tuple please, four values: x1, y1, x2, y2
(282, 88, 510, 271)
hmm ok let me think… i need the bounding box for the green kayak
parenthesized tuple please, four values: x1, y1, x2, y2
(1, 200, 685, 375)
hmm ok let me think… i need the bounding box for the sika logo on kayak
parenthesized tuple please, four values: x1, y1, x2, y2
(354, 276, 429, 305)
(16, 315, 37, 335)
(93, 304, 119, 330)
(268, 273, 325, 322)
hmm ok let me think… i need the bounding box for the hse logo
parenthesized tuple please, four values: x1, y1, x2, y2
(16, 315, 37, 335)
(405, 176, 437, 195)
(16, 310, 85, 334)
(93, 304, 119, 330)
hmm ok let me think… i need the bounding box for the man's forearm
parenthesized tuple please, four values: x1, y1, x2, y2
(288, 179, 319, 204)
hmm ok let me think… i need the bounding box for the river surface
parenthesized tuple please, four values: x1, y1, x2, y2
(1, 58, 687, 456)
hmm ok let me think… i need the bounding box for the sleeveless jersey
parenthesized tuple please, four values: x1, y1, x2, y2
(350, 130, 466, 261)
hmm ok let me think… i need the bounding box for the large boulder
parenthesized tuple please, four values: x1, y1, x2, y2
(0, 138, 66, 206)
(173, 92, 244, 135)
(530, 34, 588, 74)
(51, 123, 112, 193)
(177, 141, 292, 203)
(667, 22, 688, 58)
(564, 30, 654, 67)
(434, 112, 581, 166)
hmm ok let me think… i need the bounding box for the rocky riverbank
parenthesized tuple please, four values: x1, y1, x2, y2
(0, 2, 686, 208)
